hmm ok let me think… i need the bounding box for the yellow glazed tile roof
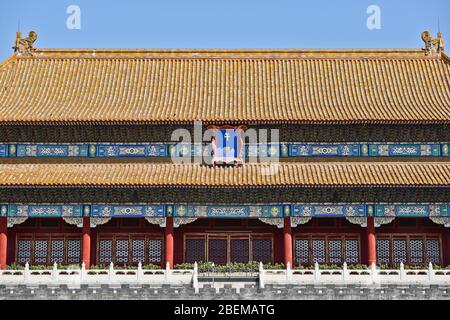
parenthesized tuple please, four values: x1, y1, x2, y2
(0, 162, 448, 187)
(0, 49, 449, 124)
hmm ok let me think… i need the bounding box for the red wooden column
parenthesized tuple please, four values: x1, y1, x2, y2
(367, 216, 376, 267)
(82, 217, 91, 269)
(0, 217, 7, 270)
(165, 217, 174, 269)
(283, 217, 293, 267)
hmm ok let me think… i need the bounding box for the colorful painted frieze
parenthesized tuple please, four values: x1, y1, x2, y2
(290, 144, 361, 157)
(91, 205, 165, 217)
(375, 204, 450, 217)
(207, 206, 249, 218)
(292, 205, 367, 217)
(2, 143, 449, 158)
(96, 144, 167, 157)
(15, 144, 89, 157)
(368, 144, 442, 157)
(6, 205, 83, 217)
(0, 145, 7, 157)
(1, 204, 449, 218)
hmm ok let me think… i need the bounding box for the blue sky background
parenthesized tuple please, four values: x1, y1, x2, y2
(0, 0, 449, 61)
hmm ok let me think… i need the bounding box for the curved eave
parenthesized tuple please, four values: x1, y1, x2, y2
(1, 184, 449, 189)
(0, 119, 449, 126)
(0, 162, 448, 188)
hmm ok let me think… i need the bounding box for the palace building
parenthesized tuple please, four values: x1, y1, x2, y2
(0, 31, 449, 270)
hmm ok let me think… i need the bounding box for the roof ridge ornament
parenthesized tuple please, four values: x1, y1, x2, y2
(422, 31, 444, 56)
(13, 31, 38, 56)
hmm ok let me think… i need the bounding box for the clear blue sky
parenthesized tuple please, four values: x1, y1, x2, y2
(0, 0, 449, 61)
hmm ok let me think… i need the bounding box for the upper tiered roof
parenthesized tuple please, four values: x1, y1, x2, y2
(0, 32, 449, 190)
(0, 45, 449, 125)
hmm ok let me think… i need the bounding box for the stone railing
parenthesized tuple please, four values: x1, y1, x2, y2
(259, 262, 450, 288)
(2, 262, 450, 289)
(0, 262, 193, 286)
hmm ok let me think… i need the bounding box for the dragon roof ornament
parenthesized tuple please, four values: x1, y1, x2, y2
(422, 31, 444, 56)
(13, 31, 38, 56)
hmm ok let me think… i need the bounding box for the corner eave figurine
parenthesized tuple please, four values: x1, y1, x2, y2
(13, 31, 38, 56)
(422, 31, 444, 56)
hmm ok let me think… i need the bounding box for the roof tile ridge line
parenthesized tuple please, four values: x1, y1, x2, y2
(0, 54, 18, 70)
(28, 48, 429, 59)
(441, 52, 450, 65)
(34, 48, 425, 52)
(17, 55, 438, 61)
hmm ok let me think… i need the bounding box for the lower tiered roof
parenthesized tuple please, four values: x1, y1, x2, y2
(0, 43, 448, 192)
(0, 162, 448, 187)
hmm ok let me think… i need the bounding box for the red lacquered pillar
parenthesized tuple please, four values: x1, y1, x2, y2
(367, 216, 376, 267)
(165, 217, 174, 269)
(283, 217, 293, 267)
(0, 217, 7, 270)
(82, 217, 91, 269)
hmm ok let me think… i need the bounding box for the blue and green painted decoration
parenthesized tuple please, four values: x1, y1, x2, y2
(1, 143, 448, 158)
(1, 204, 449, 218)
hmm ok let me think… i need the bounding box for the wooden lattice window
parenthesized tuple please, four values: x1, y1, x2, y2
(230, 237, 250, 263)
(208, 237, 228, 265)
(184, 233, 273, 264)
(98, 239, 113, 264)
(97, 234, 163, 266)
(311, 239, 326, 264)
(148, 239, 163, 264)
(376, 235, 442, 266)
(132, 239, 146, 264)
(344, 239, 359, 264)
(294, 235, 360, 266)
(185, 237, 206, 263)
(16, 235, 81, 266)
(252, 238, 272, 264)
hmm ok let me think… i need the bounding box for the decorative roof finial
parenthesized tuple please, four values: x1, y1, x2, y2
(421, 31, 444, 56)
(13, 30, 38, 56)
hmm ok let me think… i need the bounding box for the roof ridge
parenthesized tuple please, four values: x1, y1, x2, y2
(4, 48, 433, 61)
(442, 52, 450, 64)
(33, 48, 427, 52)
